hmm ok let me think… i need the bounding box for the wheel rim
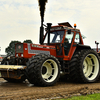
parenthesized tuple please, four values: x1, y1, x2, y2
(83, 54, 99, 81)
(41, 59, 58, 83)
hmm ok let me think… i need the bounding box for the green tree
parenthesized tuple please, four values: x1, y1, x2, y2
(5, 41, 21, 56)
(23, 40, 33, 43)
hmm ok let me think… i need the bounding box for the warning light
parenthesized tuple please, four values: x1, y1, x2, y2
(74, 23, 77, 28)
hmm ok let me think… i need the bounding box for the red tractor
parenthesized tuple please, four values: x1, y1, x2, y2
(0, 22, 100, 86)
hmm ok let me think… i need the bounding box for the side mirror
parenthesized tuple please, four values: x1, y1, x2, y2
(67, 29, 71, 34)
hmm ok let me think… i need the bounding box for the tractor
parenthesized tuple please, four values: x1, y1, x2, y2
(0, 22, 100, 86)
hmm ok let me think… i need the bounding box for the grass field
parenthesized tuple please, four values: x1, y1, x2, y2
(60, 93, 100, 100)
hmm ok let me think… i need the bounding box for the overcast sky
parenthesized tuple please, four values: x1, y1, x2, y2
(0, 0, 100, 54)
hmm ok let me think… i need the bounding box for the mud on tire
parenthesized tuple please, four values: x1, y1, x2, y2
(26, 53, 61, 86)
(69, 49, 100, 83)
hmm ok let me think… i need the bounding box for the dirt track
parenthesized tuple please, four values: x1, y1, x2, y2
(0, 78, 100, 100)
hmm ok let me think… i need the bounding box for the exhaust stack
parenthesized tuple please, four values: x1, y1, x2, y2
(38, 0, 48, 44)
(39, 21, 44, 44)
(47, 23, 52, 45)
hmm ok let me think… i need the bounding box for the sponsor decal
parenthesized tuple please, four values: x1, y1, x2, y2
(28, 44, 50, 54)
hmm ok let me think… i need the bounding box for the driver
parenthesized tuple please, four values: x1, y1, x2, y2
(64, 38, 69, 47)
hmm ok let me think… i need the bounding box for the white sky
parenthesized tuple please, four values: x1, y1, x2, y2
(0, 0, 100, 54)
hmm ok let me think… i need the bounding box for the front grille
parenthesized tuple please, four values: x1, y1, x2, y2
(16, 44, 23, 53)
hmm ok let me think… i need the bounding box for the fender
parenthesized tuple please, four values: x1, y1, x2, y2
(74, 44, 91, 51)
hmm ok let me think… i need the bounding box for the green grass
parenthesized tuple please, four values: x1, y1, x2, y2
(60, 93, 100, 100)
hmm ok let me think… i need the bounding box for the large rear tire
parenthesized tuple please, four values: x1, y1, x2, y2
(26, 54, 61, 86)
(69, 49, 100, 83)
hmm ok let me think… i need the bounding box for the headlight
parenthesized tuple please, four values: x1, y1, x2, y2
(21, 54, 23, 57)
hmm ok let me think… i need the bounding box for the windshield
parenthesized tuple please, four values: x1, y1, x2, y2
(44, 31, 64, 43)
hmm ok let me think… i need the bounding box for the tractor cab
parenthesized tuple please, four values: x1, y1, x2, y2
(43, 22, 85, 60)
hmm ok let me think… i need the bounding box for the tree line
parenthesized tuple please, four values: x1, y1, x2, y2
(5, 40, 33, 56)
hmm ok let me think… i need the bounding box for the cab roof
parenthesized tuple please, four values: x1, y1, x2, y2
(58, 22, 73, 28)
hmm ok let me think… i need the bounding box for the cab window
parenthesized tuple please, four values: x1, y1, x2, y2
(65, 32, 74, 43)
(74, 33, 80, 44)
(74, 33, 85, 44)
(44, 31, 64, 43)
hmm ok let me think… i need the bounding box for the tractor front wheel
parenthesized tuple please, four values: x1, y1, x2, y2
(26, 54, 61, 86)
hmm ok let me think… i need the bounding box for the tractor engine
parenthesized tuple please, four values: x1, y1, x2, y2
(15, 43, 56, 58)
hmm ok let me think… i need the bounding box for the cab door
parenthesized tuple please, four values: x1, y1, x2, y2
(63, 31, 83, 61)
(64, 31, 74, 56)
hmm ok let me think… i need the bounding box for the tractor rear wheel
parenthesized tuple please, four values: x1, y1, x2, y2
(69, 49, 100, 83)
(26, 54, 60, 86)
